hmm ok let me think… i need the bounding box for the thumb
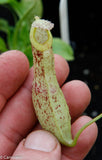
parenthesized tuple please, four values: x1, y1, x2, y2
(11, 130, 61, 160)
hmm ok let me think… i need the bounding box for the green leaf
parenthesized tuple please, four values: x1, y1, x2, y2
(12, 22, 30, 51)
(9, 0, 43, 21)
(20, 0, 43, 20)
(0, 37, 7, 52)
(7, 26, 15, 49)
(0, 0, 43, 21)
(0, 18, 15, 50)
(24, 45, 33, 67)
(20, 0, 43, 25)
(0, 0, 24, 18)
(12, 0, 43, 49)
(52, 38, 74, 61)
(8, 0, 24, 18)
(0, 0, 10, 4)
(0, 19, 14, 50)
(0, 19, 10, 34)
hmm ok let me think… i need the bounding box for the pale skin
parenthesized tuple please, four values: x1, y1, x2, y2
(0, 50, 98, 160)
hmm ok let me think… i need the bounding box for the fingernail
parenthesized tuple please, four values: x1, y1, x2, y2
(24, 130, 57, 152)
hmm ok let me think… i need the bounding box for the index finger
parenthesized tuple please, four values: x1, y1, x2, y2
(0, 50, 29, 111)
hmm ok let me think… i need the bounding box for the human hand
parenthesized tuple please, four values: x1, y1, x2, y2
(0, 50, 97, 160)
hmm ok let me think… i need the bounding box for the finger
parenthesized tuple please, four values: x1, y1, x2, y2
(11, 130, 61, 160)
(0, 68, 36, 157)
(0, 54, 69, 156)
(54, 54, 69, 86)
(62, 116, 98, 160)
(62, 80, 91, 121)
(0, 50, 29, 111)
